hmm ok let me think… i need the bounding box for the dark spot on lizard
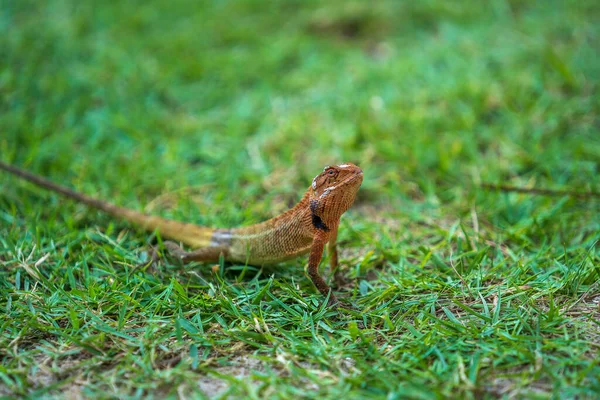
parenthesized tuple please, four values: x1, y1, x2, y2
(309, 199, 329, 231)
(312, 214, 329, 232)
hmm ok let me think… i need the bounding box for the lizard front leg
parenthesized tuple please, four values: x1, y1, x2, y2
(328, 224, 338, 272)
(307, 229, 338, 306)
(327, 225, 347, 287)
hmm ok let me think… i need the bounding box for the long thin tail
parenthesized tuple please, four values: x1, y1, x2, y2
(0, 161, 213, 248)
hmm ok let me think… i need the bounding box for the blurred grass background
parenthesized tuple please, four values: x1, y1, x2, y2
(1, 0, 599, 398)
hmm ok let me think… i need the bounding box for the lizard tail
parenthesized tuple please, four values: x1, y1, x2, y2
(0, 161, 214, 248)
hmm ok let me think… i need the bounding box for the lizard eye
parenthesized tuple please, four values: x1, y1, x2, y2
(327, 169, 336, 176)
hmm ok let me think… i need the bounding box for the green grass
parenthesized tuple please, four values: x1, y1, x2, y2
(1, 0, 599, 398)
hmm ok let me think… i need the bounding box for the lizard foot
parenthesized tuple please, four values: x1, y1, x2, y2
(327, 294, 340, 308)
(134, 245, 161, 273)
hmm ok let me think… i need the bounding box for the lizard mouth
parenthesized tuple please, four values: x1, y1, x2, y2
(346, 168, 363, 182)
(337, 170, 363, 190)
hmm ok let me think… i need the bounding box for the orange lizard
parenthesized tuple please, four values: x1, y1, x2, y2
(0, 161, 363, 305)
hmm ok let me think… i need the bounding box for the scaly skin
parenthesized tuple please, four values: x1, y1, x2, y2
(0, 161, 363, 304)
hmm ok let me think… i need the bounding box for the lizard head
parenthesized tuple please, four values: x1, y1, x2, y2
(309, 162, 363, 231)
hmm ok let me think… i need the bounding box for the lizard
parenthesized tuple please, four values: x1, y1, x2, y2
(0, 160, 364, 305)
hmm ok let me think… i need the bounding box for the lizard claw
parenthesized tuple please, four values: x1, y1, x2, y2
(327, 294, 340, 308)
